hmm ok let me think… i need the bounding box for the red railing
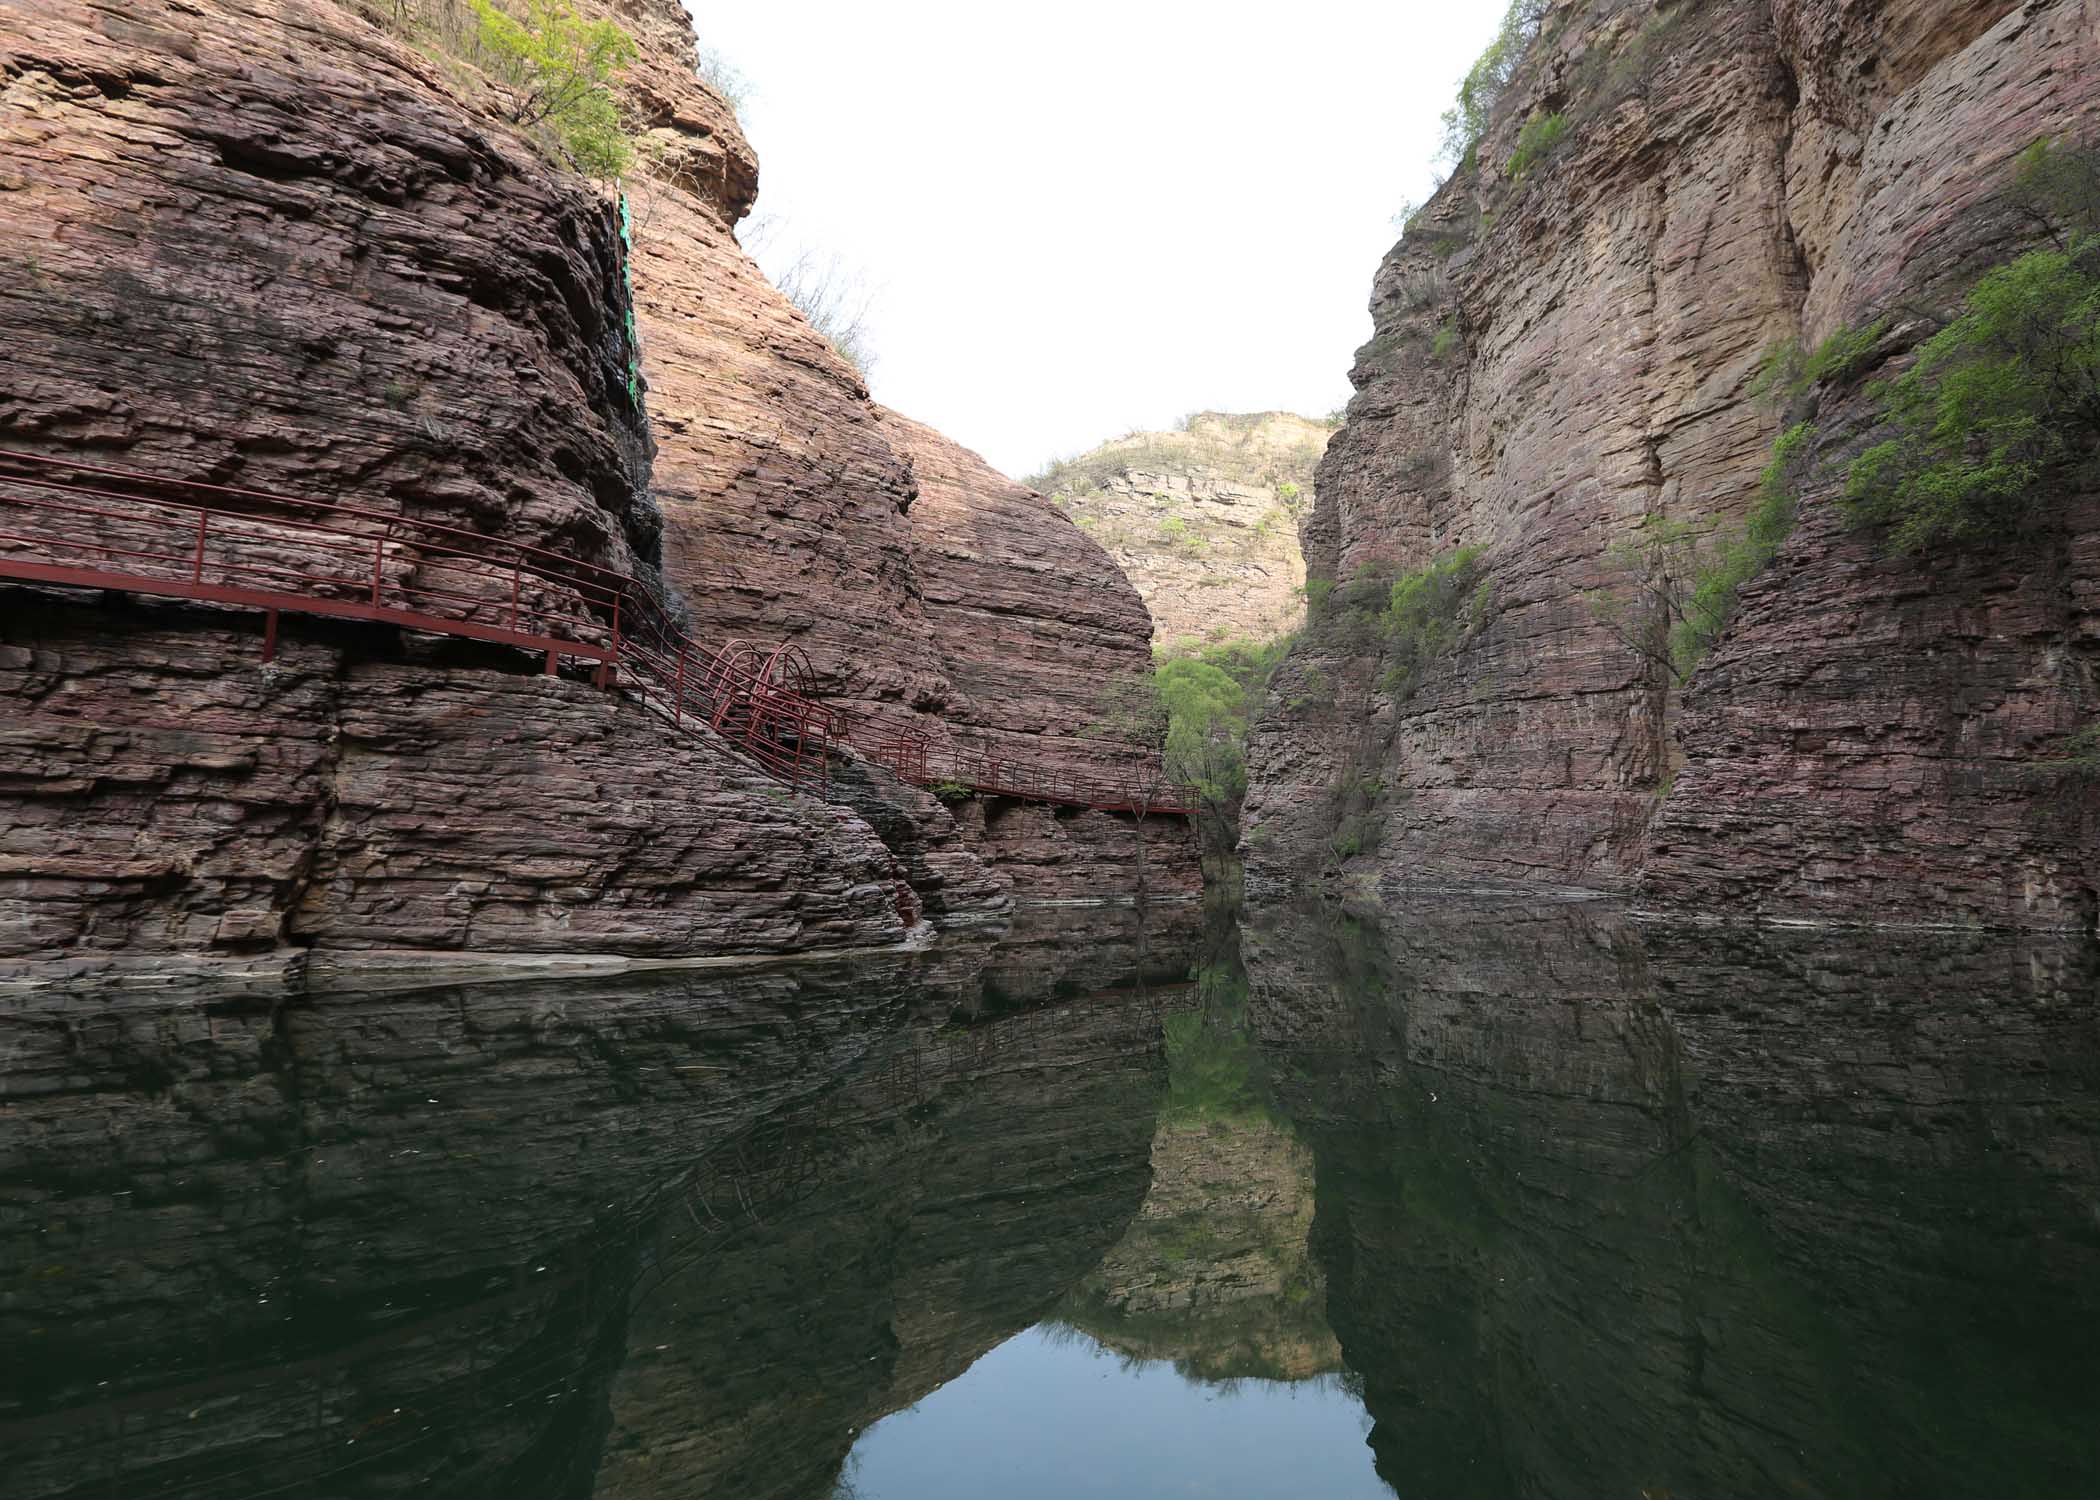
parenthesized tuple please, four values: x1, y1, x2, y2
(0, 450, 841, 791)
(0, 450, 1195, 816)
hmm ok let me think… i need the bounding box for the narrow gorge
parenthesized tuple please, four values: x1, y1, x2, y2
(3, 5, 2098, 1495)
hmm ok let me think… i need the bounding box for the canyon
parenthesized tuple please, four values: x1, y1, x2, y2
(4, 0, 2097, 983)
(0, 0, 1196, 981)
(1242, 0, 2100, 930)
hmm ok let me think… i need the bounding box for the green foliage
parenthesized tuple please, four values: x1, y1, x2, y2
(1084, 635, 1293, 854)
(1590, 424, 1807, 680)
(1381, 545, 1490, 700)
(1277, 481, 1302, 502)
(1315, 557, 1405, 650)
(927, 778, 973, 804)
(1161, 990, 1273, 1126)
(1439, 0, 1549, 166)
(1752, 318, 1889, 408)
(1431, 320, 1461, 362)
(1842, 247, 2100, 551)
(1157, 655, 1248, 809)
(1287, 664, 1331, 713)
(1674, 424, 1805, 672)
(2011, 135, 2100, 238)
(1158, 515, 1209, 553)
(469, 0, 636, 177)
(2028, 721, 2100, 780)
(1303, 576, 1335, 616)
(1840, 138, 2100, 552)
(1152, 637, 1295, 842)
(1505, 111, 1568, 181)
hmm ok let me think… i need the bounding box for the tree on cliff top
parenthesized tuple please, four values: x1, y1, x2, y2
(470, 0, 637, 178)
(1438, 0, 1548, 168)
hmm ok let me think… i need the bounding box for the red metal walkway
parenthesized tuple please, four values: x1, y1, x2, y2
(0, 451, 1199, 817)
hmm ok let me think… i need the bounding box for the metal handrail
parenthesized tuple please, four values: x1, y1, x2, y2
(0, 451, 1196, 816)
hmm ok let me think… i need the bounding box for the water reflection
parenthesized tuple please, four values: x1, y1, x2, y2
(1245, 899, 2100, 1500)
(3, 898, 2096, 1498)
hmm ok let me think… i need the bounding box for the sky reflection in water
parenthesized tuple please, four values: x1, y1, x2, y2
(838, 1325, 1384, 1500)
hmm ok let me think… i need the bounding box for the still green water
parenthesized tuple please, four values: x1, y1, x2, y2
(3, 900, 2095, 1498)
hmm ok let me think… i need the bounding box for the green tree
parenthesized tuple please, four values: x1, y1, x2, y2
(1381, 545, 1489, 699)
(1842, 139, 2100, 551)
(469, 0, 636, 178)
(1438, 0, 1549, 167)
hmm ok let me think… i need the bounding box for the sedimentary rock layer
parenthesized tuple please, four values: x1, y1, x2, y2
(0, 598, 907, 972)
(1243, 0, 2100, 926)
(1039, 412, 1325, 648)
(0, 0, 1201, 968)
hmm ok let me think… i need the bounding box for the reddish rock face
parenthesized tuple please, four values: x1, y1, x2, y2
(880, 409, 1159, 768)
(0, 0, 1200, 973)
(1, 599, 908, 975)
(1, 0, 658, 576)
(1245, 0, 2099, 927)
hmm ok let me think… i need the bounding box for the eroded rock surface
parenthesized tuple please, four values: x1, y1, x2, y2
(1037, 412, 1325, 648)
(0, 597, 907, 973)
(1243, 0, 2100, 926)
(0, 0, 1201, 970)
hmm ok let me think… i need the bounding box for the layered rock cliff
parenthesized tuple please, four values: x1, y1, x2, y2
(0, 0, 1197, 976)
(1243, 0, 2100, 927)
(1033, 412, 1324, 649)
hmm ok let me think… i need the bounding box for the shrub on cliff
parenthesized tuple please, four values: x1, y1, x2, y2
(1439, 0, 1549, 168)
(470, 0, 636, 178)
(1587, 425, 1806, 681)
(1381, 545, 1490, 700)
(1842, 139, 2100, 552)
(2027, 721, 2100, 781)
(1505, 112, 1568, 182)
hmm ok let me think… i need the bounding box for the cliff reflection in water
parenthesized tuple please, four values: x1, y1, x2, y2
(4, 899, 2096, 1499)
(1, 904, 1200, 1500)
(1246, 900, 2100, 1500)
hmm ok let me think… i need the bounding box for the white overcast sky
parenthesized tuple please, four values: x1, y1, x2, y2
(683, 2, 1505, 480)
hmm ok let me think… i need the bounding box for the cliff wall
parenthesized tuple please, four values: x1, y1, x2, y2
(1243, 0, 2100, 926)
(0, 0, 1198, 975)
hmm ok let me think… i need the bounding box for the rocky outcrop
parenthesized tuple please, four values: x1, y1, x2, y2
(0, 0, 1202, 973)
(0, 596, 907, 976)
(1, 0, 657, 576)
(1037, 412, 1324, 648)
(1243, 0, 2100, 927)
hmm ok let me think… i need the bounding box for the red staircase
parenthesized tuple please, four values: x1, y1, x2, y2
(0, 451, 1198, 815)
